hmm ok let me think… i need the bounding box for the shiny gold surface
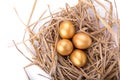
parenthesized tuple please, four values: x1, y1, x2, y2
(72, 32, 92, 49)
(59, 20, 75, 39)
(57, 39, 73, 56)
(70, 49, 87, 67)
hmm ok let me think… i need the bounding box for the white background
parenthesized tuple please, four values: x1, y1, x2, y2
(0, 0, 120, 80)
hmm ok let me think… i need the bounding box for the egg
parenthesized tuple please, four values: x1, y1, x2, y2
(72, 32, 92, 49)
(57, 39, 73, 56)
(59, 20, 75, 39)
(70, 49, 87, 67)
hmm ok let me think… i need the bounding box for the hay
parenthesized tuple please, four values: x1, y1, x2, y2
(15, 0, 120, 80)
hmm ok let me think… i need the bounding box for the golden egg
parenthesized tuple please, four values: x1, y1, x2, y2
(72, 32, 92, 49)
(59, 20, 75, 39)
(70, 49, 87, 67)
(57, 39, 73, 56)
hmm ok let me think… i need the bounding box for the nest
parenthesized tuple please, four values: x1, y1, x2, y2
(15, 0, 120, 80)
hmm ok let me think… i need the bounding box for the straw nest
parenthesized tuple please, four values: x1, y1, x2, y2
(15, 0, 120, 80)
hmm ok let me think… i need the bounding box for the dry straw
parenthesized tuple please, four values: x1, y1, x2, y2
(14, 0, 120, 80)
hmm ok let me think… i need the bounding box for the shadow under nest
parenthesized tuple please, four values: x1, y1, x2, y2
(20, 1, 120, 80)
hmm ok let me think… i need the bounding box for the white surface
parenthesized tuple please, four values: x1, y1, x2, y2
(0, 0, 119, 80)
